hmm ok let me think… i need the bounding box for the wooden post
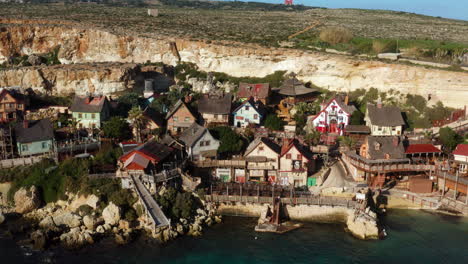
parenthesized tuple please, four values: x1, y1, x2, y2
(465, 184, 468, 205)
(441, 171, 447, 200)
(227, 184, 229, 196)
(272, 185, 274, 204)
(454, 170, 459, 200)
(240, 184, 242, 203)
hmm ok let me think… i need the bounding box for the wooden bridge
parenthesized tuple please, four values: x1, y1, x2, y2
(131, 175, 170, 228)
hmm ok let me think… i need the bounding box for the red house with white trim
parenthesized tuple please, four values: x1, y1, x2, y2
(310, 95, 356, 135)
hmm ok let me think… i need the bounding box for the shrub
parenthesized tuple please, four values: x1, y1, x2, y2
(264, 114, 284, 131)
(319, 27, 353, 45)
(76, 204, 94, 216)
(372, 39, 398, 53)
(124, 208, 137, 222)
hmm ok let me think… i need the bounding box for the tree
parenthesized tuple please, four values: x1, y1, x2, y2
(350, 110, 365, 125)
(439, 127, 463, 152)
(264, 114, 284, 131)
(115, 92, 140, 117)
(102, 117, 132, 141)
(128, 107, 145, 143)
(209, 126, 244, 155)
(304, 130, 321, 146)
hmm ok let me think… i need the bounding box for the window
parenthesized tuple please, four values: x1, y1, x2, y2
(91, 113, 96, 119)
(185, 117, 190, 122)
(78, 113, 83, 118)
(214, 114, 219, 119)
(42, 142, 48, 149)
(200, 141, 205, 147)
(297, 154, 302, 160)
(259, 146, 264, 151)
(205, 140, 210, 146)
(392, 126, 396, 131)
(245, 106, 250, 111)
(254, 114, 258, 119)
(21, 144, 28, 152)
(286, 154, 292, 159)
(378, 126, 382, 131)
(173, 116, 178, 122)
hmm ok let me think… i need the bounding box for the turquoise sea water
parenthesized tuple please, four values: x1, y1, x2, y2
(1, 210, 468, 264)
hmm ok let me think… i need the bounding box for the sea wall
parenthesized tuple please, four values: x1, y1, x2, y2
(216, 202, 379, 239)
(1, 20, 467, 107)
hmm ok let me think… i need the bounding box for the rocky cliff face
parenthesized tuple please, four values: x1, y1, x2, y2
(1, 19, 467, 107)
(0, 63, 138, 95)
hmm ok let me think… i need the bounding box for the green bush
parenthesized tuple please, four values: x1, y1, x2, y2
(155, 187, 202, 221)
(76, 204, 94, 216)
(264, 114, 284, 131)
(124, 208, 137, 222)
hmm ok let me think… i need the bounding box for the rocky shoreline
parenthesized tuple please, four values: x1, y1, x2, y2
(0, 185, 222, 251)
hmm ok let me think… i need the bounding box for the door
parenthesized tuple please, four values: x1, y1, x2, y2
(329, 120, 338, 133)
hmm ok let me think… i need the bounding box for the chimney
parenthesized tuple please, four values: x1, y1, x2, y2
(184, 95, 192, 104)
(377, 97, 383, 109)
(393, 136, 399, 147)
(23, 120, 28, 129)
(344, 94, 349, 105)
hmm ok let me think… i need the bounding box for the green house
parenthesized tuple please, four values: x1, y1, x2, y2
(15, 119, 54, 156)
(70, 95, 111, 129)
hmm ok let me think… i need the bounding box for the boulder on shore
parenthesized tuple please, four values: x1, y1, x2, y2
(102, 203, 121, 226)
(0, 212, 5, 225)
(83, 215, 97, 230)
(30, 230, 48, 250)
(53, 213, 82, 228)
(346, 213, 379, 240)
(14, 186, 41, 214)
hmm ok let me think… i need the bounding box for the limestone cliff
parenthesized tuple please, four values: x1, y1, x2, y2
(0, 63, 138, 95)
(1, 19, 467, 107)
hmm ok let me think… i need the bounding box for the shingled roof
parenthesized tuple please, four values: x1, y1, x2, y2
(367, 104, 405, 126)
(70, 96, 108, 113)
(143, 107, 165, 127)
(14, 119, 54, 144)
(238, 83, 270, 99)
(453, 144, 468, 156)
(165, 99, 197, 120)
(273, 76, 318, 96)
(366, 136, 406, 160)
(119, 139, 174, 164)
(179, 123, 209, 147)
(233, 98, 267, 117)
(198, 93, 232, 114)
(244, 137, 281, 156)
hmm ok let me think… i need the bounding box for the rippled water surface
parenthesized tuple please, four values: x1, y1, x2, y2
(1, 210, 467, 264)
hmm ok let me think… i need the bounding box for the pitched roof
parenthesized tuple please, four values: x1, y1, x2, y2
(238, 83, 270, 99)
(367, 104, 405, 126)
(366, 136, 406, 160)
(0, 88, 25, 103)
(332, 95, 357, 115)
(179, 123, 209, 147)
(345, 125, 371, 134)
(198, 93, 232, 114)
(280, 139, 312, 160)
(233, 98, 267, 117)
(453, 144, 468, 156)
(70, 96, 108, 113)
(143, 107, 165, 127)
(14, 119, 54, 143)
(244, 137, 281, 156)
(123, 153, 150, 170)
(160, 134, 184, 150)
(273, 76, 318, 96)
(165, 99, 196, 119)
(119, 139, 174, 164)
(405, 144, 441, 154)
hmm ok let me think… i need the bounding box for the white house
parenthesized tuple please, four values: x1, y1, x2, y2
(179, 123, 220, 161)
(310, 95, 356, 135)
(453, 144, 468, 174)
(243, 137, 281, 183)
(232, 98, 266, 128)
(365, 102, 405, 136)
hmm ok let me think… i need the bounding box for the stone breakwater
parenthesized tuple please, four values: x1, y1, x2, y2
(216, 202, 379, 240)
(0, 19, 467, 107)
(0, 186, 222, 250)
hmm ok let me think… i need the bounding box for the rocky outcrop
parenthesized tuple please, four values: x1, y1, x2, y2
(60, 228, 94, 249)
(52, 212, 82, 229)
(14, 186, 41, 214)
(346, 214, 379, 240)
(0, 20, 467, 107)
(0, 63, 138, 96)
(0, 211, 5, 225)
(102, 202, 121, 226)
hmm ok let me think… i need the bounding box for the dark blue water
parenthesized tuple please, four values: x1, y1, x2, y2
(1, 210, 467, 263)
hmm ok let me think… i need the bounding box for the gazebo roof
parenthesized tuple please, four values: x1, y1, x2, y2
(273, 75, 318, 96)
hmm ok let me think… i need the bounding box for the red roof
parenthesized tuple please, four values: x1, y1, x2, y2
(238, 83, 270, 99)
(453, 144, 468, 156)
(405, 144, 441, 154)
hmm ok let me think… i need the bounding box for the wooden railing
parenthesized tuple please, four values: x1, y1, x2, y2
(193, 160, 246, 168)
(344, 153, 435, 173)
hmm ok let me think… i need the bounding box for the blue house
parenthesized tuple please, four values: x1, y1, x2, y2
(14, 119, 55, 156)
(232, 98, 266, 128)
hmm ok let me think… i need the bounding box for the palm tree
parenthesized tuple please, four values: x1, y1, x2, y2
(128, 106, 145, 143)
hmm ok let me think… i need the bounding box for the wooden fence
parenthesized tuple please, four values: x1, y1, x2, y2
(0, 155, 51, 169)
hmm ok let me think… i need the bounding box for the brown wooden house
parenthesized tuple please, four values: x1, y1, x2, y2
(166, 99, 197, 135)
(0, 88, 26, 123)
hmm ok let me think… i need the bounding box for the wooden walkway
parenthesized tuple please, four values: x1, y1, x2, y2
(131, 175, 170, 228)
(0, 154, 53, 169)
